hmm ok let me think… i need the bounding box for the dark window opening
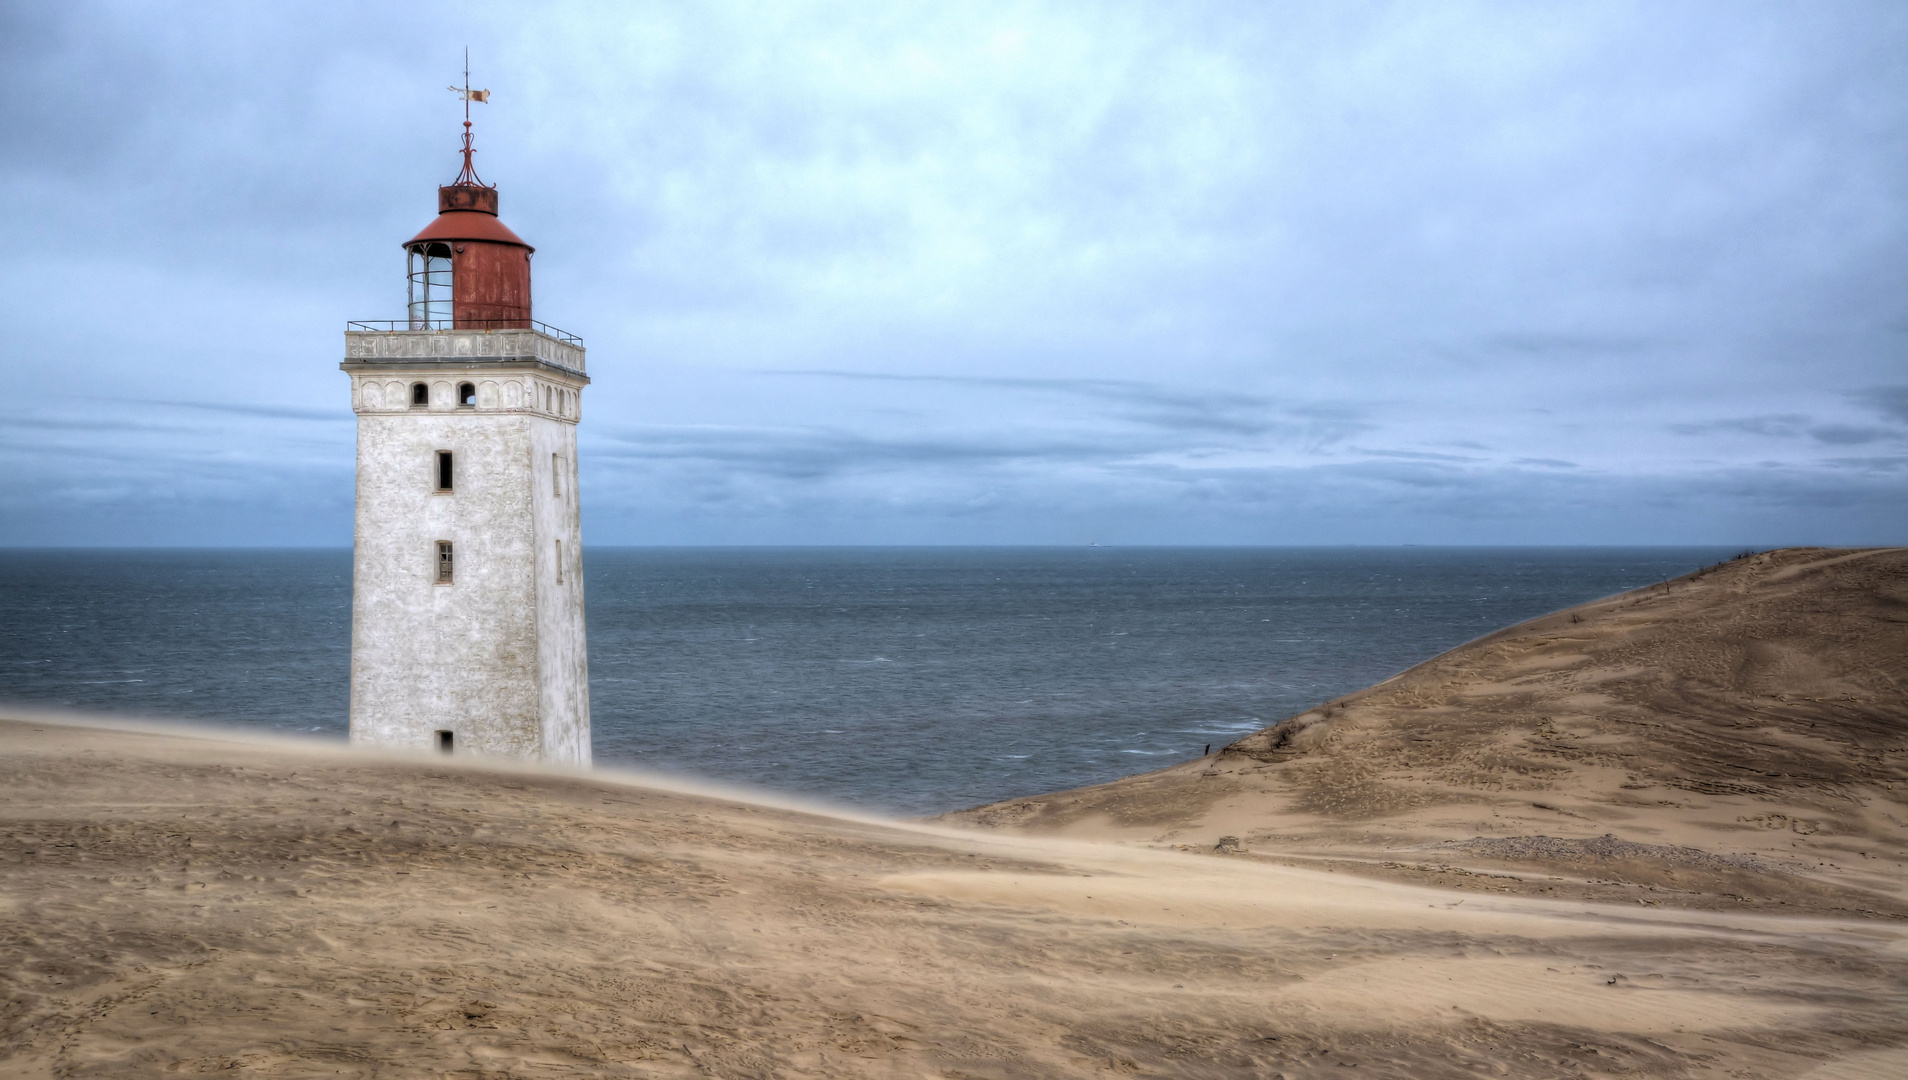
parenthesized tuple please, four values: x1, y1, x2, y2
(436, 540, 454, 584)
(436, 730, 454, 754)
(458, 382, 476, 407)
(411, 382, 428, 407)
(436, 450, 453, 492)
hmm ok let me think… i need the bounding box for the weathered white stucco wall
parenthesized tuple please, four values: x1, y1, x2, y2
(531, 414, 590, 764)
(342, 329, 591, 766)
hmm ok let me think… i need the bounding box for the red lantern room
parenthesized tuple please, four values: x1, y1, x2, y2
(404, 86, 533, 330)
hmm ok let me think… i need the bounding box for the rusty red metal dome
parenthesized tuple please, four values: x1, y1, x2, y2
(405, 182, 535, 328)
(403, 186, 534, 251)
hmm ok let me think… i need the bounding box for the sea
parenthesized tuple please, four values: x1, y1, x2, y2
(0, 547, 1739, 816)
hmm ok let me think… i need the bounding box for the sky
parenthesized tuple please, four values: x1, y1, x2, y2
(2, 0, 1904, 546)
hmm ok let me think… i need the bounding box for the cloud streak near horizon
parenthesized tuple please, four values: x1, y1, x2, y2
(1, 0, 1905, 545)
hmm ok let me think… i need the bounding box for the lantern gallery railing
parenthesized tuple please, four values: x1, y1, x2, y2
(346, 319, 584, 347)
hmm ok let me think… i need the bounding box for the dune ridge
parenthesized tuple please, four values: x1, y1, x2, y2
(945, 547, 1908, 918)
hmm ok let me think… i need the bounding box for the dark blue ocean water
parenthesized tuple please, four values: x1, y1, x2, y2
(0, 547, 1737, 814)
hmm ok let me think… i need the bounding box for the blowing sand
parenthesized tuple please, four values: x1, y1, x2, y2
(4, 547, 1907, 1077)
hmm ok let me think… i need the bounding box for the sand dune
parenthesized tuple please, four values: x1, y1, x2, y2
(4, 546, 1906, 1077)
(947, 547, 1908, 920)
(4, 715, 1906, 1078)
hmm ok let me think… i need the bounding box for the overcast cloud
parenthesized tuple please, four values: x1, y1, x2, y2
(2, 0, 1904, 545)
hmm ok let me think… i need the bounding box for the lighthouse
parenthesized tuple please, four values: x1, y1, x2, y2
(340, 82, 591, 765)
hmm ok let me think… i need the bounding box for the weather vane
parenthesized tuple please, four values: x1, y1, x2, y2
(448, 48, 491, 188)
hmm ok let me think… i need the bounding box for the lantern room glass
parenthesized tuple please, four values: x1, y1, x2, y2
(406, 242, 453, 328)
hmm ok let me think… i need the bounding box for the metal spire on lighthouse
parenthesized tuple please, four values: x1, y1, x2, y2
(448, 50, 492, 189)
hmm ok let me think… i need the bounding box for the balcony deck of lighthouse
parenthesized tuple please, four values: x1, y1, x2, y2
(340, 90, 591, 766)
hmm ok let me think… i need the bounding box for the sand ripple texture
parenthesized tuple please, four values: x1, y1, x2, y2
(3, 712, 1906, 1079)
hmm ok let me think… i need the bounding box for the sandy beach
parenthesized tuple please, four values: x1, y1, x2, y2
(4, 547, 1906, 1077)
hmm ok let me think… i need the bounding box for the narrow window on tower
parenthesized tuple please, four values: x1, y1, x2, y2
(411, 382, 428, 407)
(436, 541, 454, 584)
(556, 539, 564, 584)
(552, 453, 562, 498)
(436, 450, 453, 493)
(458, 382, 476, 407)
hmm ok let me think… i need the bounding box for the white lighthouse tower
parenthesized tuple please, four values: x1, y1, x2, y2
(340, 83, 591, 765)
